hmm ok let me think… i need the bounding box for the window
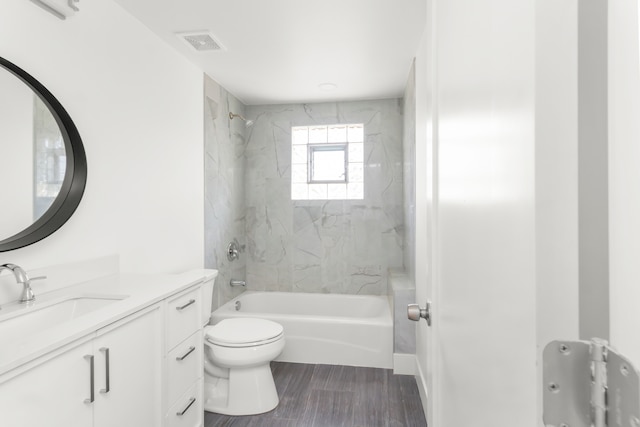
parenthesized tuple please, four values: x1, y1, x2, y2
(291, 124, 364, 200)
(309, 144, 347, 183)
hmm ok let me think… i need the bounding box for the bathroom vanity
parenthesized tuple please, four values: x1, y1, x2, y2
(0, 268, 217, 427)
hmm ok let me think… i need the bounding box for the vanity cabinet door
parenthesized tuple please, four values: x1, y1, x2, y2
(0, 339, 94, 427)
(93, 305, 162, 427)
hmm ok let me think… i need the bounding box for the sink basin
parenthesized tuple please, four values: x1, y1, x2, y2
(0, 295, 127, 343)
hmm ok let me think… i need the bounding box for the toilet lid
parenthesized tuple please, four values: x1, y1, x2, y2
(206, 318, 284, 347)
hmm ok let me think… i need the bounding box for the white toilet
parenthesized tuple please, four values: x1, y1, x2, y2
(201, 283, 285, 415)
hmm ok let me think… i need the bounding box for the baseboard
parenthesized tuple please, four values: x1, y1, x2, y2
(415, 356, 429, 422)
(393, 353, 416, 375)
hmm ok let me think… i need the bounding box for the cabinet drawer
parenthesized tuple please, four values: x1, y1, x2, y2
(167, 331, 202, 405)
(167, 287, 201, 350)
(167, 380, 203, 427)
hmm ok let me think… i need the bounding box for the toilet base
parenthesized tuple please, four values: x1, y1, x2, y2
(204, 364, 279, 416)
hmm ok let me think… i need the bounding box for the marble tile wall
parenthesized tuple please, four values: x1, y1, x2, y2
(389, 268, 416, 354)
(203, 76, 247, 310)
(244, 99, 404, 295)
(387, 64, 417, 357)
(403, 61, 417, 284)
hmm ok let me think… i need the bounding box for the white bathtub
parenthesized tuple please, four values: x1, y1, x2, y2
(211, 291, 393, 369)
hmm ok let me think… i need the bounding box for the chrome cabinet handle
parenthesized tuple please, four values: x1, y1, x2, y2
(176, 299, 195, 311)
(176, 346, 196, 361)
(83, 354, 94, 404)
(99, 347, 110, 393)
(176, 397, 196, 416)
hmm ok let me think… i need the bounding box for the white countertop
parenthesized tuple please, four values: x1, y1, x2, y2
(0, 269, 217, 377)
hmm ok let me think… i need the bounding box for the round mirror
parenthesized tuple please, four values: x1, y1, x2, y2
(0, 57, 87, 252)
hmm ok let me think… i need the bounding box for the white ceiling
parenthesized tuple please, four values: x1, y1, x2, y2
(112, 0, 426, 105)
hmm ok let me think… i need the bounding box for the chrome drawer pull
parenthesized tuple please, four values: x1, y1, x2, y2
(176, 299, 195, 311)
(176, 397, 196, 416)
(99, 347, 110, 393)
(176, 346, 196, 361)
(83, 354, 94, 404)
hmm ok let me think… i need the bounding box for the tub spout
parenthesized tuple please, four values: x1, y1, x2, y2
(230, 279, 246, 287)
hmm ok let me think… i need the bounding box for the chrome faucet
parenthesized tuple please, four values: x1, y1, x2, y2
(0, 263, 45, 303)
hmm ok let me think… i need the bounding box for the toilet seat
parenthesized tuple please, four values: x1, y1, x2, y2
(205, 318, 284, 348)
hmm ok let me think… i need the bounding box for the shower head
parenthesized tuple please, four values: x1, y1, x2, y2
(229, 112, 254, 127)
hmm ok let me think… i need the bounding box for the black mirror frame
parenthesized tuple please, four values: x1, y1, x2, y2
(0, 56, 87, 252)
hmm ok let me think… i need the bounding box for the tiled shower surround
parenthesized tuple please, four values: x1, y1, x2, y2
(403, 62, 417, 285)
(205, 88, 404, 305)
(244, 100, 404, 295)
(204, 76, 247, 308)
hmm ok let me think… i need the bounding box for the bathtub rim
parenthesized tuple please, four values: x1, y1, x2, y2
(213, 290, 393, 325)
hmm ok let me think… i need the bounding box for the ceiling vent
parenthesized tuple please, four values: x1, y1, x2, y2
(176, 31, 225, 52)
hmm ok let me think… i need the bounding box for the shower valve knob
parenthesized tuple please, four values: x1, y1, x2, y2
(226, 239, 244, 261)
(407, 301, 432, 326)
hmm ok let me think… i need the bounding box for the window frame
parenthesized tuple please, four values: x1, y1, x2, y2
(307, 143, 348, 184)
(291, 123, 364, 201)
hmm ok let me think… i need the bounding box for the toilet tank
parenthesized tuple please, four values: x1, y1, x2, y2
(201, 277, 215, 326)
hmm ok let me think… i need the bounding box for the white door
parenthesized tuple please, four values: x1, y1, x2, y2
(608, 0, 640, 383)
(412, 1, 435, 426)
(414, 0, 539, 426)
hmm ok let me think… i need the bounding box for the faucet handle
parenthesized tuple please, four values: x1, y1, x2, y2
(20, 275, 45, 303)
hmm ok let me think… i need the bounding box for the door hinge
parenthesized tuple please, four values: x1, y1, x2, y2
(543, 338, 640, 427)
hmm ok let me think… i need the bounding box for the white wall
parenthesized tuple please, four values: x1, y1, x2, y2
(0, 0, 204, 290)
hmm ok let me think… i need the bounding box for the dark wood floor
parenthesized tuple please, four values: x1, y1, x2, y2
(204, 361, 427, 427)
